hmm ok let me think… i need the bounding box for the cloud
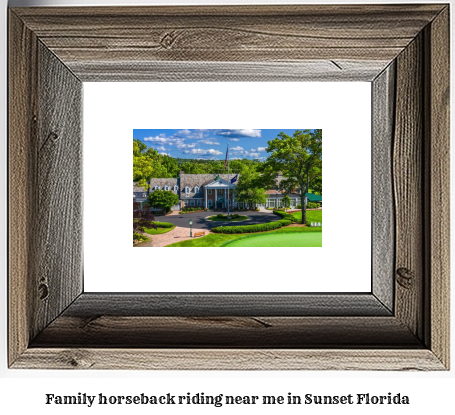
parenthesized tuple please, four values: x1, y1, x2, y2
(244, 151, 260, 158)
(175, 129, 207, 139)
(215, 129, 262, 138)
(198, 139, 220, 145)
(154, 146, 167, 151)
(229, 138, 240, 142)
(176, 142, 197, 149)
(231, 146, 244, 151)
(183, 148, 223, 156)
(250, 147, 266, 152)
(144, 135, 183, 145)
(159, 152, 170, 156)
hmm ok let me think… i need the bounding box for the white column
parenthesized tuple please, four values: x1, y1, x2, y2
(205, 187, 208, 209)
(224, 188, 226, 208)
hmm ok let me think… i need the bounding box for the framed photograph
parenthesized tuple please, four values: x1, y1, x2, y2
(8, 4, 449, 370)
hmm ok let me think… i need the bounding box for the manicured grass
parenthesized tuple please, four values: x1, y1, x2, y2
(222, 231, 322, 247)
(292, 209, 322, 224)
(166, 226, 321, 247)
(144, 225, 175, 235)
(166, 233, 241, 247)
(208, 214, 249, 222)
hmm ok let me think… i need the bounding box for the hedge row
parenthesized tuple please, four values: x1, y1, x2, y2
(273, 210, 297, 222)
(211, 221, 284, 234)
(151, 221, 174, 228)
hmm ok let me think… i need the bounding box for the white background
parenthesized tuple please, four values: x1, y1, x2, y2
(84, 82, 371, 292)
(1, 1, 454, 415)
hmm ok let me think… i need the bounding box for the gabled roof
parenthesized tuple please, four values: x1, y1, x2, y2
(180, 173, 239, 198)
(204, 178, 236, 188)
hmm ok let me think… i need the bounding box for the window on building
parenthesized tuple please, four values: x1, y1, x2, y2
(142, 193, 146, 198)
(154, 185, 159, 190)
(208, 189, 212, 194)
(228, 199, 231, 205)
(208, 199, 213, 207)
(194, 186, 199, 194)
(190, 199, 195, 206)
(197, 199, 201, 206)
(184, 200, 188, 206)
(174, 185, 178, 192)
(185, 186, 190, 194)
(164, 185, 169, 191)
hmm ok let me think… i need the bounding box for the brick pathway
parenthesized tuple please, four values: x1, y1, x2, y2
(135, 226, 210, 247)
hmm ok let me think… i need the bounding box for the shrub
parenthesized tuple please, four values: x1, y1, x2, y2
(273, 210, 297, 222)
(275, 219, 292, 226)
(133, 232, 148, 243)
(296, 204, 302, 209)
(212, 220, 285, 234)
(180, 206, 204, 213)
(151, 221, 174, 228)
(307, 202, 320, 209)
(217, 214, 225, 218)
(212, 219, 292, 233)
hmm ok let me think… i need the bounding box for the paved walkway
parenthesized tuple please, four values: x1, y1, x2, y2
(135, 226, 210, 247)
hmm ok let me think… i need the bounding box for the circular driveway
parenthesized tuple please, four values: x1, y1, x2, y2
(154, 210, 277, 230)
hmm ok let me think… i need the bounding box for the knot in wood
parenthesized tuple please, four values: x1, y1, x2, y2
(38, 282, 49, 300)
(396, 267, 414, 289)
(48, 131, 59, 142)
(160, 31, 179, 49)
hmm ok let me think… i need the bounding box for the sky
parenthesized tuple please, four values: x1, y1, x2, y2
(133, 129, 300, 160)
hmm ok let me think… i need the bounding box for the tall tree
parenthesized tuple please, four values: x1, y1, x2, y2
(133, 144, 167, 188)
(264, 129, 322, 224)
(235, 165, 266, 209)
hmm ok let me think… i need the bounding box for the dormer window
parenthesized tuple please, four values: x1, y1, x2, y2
(185, 186, 190, 194)
(164, 185, 169, 191)
(194, 186, 199, 194)
(154, 185, 160, 191)
(174, 185, 178, 192)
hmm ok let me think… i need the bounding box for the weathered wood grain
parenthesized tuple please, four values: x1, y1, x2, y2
(393, 34, 424, 341)
(425, 6, 450, 369)
(372, 63, 395, 312)
(70, 60, 388, 82)
(31, 315, 420, 349)
(8, 4, 450, 370)
(8, 11, 38, 367)
(31, 42, 83, 340)
(14, 349, 445, 371)
(11, 5, 444, 80)
(64, 293, 391, 317)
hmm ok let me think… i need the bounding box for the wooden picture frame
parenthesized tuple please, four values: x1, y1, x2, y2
(8, 4, 449, 370)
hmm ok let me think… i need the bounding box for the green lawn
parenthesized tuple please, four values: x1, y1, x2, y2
(223, 231, 322, 247)
(144, 225, 175, 235)
(291, 209, 322, 224)
(166, 226, 321, 247)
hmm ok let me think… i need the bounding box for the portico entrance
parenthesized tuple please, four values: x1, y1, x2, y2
(204, 178, 237, 209)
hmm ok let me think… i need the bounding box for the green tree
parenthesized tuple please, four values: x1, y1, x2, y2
(147, 190, 180, 213)
(133, 144, 167, 188)
(235, 165, 266, 209)
(264, 129, 322, 224)
(282, 195, 291, 211)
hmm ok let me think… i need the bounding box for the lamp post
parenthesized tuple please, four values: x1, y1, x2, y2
(189, 219, 193, 237)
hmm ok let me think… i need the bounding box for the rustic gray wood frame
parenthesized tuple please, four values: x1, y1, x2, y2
(8, 4, 449, 370)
